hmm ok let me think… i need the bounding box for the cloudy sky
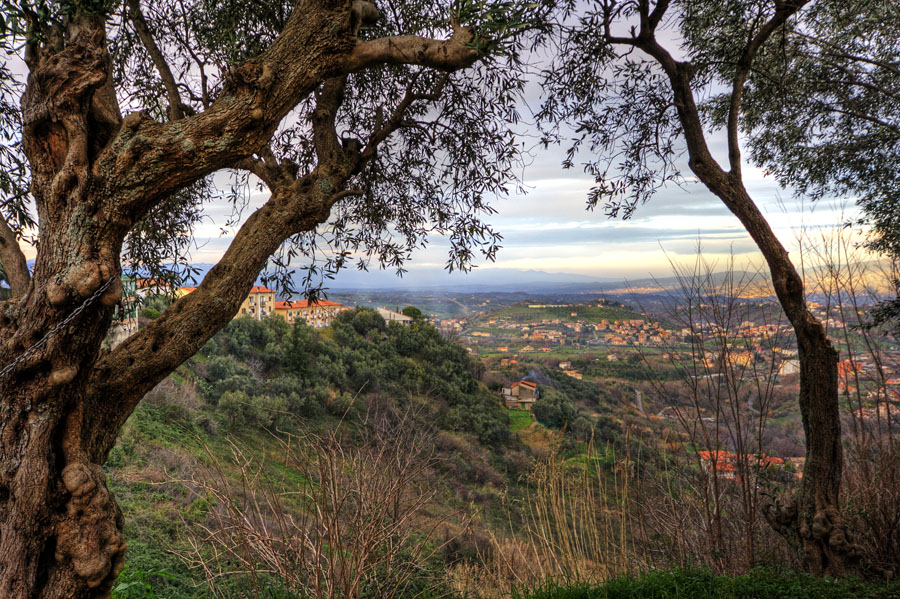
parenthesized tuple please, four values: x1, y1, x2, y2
(18, 138, 856, 283)
(180, 137, 859, 286)
(9, 23, 862, 288)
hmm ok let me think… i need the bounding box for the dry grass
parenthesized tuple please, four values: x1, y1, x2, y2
(450, 439, 637, 597)
(179, 410, 455, 599)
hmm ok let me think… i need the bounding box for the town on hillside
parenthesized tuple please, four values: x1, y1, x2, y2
(105, 277, 414, 347)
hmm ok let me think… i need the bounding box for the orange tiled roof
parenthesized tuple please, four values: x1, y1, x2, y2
(274, 299, 342, 309)
(697, 450, 736, 463)
(249, 285, 276, 293)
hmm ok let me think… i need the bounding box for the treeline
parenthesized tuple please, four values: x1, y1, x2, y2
(194, 307, 511, 446)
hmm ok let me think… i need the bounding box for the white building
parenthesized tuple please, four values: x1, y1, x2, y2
(377, 307, 413, 326)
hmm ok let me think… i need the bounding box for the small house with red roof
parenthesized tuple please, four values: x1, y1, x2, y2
(697, 450, 788, 483)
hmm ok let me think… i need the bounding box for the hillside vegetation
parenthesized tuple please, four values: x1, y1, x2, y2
(106, 304, 899, 598)
(108, 308, 533, 598)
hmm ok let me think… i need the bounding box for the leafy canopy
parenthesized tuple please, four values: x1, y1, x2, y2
(0, 0, 551, 295)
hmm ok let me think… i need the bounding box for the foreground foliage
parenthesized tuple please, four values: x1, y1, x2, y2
(522, 568, 900, 599)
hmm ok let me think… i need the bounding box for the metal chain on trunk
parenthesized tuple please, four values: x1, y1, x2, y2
(0, 277, 116, 380)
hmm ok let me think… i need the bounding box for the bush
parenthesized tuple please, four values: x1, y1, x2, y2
(532, 389, 577, 430)
(219, 390, 255, 428)
(140, 307, 160, 320)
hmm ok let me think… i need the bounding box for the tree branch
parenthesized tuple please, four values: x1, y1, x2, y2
(126, 0, 186, 121)
(343, 25, 480, 73)
(83, 168, 345, 459)
(311, 76, 349, 166)
(234, 148, 292, 190)
(726, 1, 810, 176)
(360, 73, 450, 164)
(647, 0, 669, 31)
(0, 215, 31, 298)
(100, 3, 483, 229)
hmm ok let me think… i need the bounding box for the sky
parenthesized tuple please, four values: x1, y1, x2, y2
(10, 11, 867, 288)
(180, 141, 861, 285)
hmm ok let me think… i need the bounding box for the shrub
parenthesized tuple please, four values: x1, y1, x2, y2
(140, 307, 160, 320)
(532, 389, 577, 430)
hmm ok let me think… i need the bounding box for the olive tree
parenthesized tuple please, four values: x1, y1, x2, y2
(541, 0, 858, 575)
(735, 0, 900, 325)
(0, 0, 545, 596)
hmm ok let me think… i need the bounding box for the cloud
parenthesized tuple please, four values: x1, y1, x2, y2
(156, 106, 863, 284)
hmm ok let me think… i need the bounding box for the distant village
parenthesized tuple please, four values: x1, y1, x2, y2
(436, 298, 900, 484)
(106, 283, 900, 485)
(105, 276, 413, 347)
(433, 298, 900, 388)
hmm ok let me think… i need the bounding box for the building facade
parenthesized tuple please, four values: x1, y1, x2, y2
(377, 307, 413, 326)
(274, 299, 345, 328)
(501, 379, 539, 410)
(238, 286, 276, 320)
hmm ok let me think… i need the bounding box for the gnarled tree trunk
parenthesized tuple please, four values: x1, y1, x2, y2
(0, 14, 128, 598)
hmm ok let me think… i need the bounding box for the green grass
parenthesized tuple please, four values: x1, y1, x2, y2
(507, 409, 535, 432)
(519, 568, 900, 599)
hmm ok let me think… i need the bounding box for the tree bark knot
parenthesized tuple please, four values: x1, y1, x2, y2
(24, 30, 109, 125)
(798, 505, 861, 575)
(56, 463, 125, 596)
(762, 497, 799, 541)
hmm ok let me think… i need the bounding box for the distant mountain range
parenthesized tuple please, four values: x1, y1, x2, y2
(172, 264, 625, 293)
(31, 259, 771, 295)
(25, 258, 888, 298)
(324, 267, 622, 292)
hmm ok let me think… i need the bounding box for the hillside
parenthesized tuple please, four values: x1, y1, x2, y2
(104, 302, 900, 597)
(107, 308, 540, 597)
(482, 301, 646, 325)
